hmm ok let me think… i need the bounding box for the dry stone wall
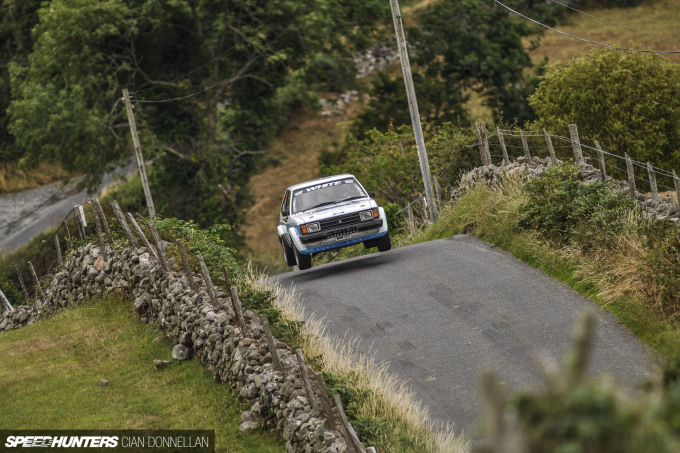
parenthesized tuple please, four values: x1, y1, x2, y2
(0, 241, 356, 453)
(453, 156, 680, 223)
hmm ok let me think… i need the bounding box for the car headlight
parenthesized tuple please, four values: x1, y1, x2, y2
(302, 222, 320, 234)
(360, 209, 379, 221)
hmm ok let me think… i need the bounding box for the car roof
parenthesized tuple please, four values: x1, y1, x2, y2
(286, 174, 358, 192)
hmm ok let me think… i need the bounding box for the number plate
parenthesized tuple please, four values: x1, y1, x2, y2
(335, 234, 352, 241)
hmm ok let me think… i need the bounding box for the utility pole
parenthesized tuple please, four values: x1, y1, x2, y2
(122, 88, 156, 218)
(389, 0, 437, 222)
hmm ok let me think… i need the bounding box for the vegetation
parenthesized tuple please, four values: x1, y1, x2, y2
(529, 49, 680, 172)
(0, 294, 285, 452)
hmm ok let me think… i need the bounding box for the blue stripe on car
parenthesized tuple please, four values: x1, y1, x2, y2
(298, 231, 388, 255)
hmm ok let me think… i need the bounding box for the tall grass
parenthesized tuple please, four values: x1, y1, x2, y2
(243, 264, 471, 453)
(0, 161, 71, 195)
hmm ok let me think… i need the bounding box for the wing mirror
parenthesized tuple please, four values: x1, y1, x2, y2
(368, 192, 375, 198)
(281, 210, 289, 217)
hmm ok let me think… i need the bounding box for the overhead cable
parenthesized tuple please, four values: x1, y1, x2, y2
(493, 0, 680, 54)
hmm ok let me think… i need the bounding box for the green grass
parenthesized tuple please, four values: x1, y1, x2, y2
(0, 294, 285, 453)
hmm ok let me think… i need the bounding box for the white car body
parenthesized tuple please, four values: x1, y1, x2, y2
(277, 174, 390, 269)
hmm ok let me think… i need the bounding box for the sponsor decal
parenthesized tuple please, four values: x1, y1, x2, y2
(1, 430, 214, 452)
(300, 179, 354, 193)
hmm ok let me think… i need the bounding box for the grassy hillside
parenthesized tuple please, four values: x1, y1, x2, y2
(0, 294, 285, 453)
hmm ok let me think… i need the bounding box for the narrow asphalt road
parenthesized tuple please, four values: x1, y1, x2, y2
(0, 163, 135, 254)
(274, 235, 654, 437)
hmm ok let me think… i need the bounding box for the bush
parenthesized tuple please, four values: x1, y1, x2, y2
(517, 164, 640, 249)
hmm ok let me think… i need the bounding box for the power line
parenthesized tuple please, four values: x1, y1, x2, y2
(552, 0, 680, 43)
(493, 0, 680, 54)
(128, 71, 244, 104)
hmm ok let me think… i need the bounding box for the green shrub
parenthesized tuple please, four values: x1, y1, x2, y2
(517, 164, 640, 249)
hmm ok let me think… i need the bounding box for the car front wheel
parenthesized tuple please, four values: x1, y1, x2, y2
(294, 246, 312, 270)
(376, 232, 391, 252)
(281, 235, 297, 267)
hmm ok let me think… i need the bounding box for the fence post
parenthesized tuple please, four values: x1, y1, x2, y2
(673, 170, 680, 208)
(260, 314, 283, 372)
(475, 122, 492, 166)
(54, 234, 62, 266)
(176, 240, 196, 290)
(497, 128, 510, 166)
(27, 261, 45, 304)
(126, 213, 158, 261)
(74, 206, 86, 241)
(40, 240, 49, 272)
(520, 130, 531, 159)
(295, 349, 321, 414)
(110, 201, 139, 249)
(646, 163, 658, 201)
(62, 219, 72, 250)
(543, 129, 557, 165)
(594, 141, 607, 183)
(148, 222, 169, 271)
(92, 208, 108, 264)
(197, 254, 219, 308)
(222, 267, 248, 336)
(625, 153, 637, 198)
(314, 372, 337, 430)
(568, 124, 585, 167)
(14, 265, 30, 302)
(1, 288, 14, 312)
(333, 394, 366, 453)
(91, 198, 110, 235)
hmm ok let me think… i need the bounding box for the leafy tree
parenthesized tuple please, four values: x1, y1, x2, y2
(529, 49, 680, 170)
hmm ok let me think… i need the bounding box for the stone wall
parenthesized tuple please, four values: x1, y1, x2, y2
(453, 156, 680, 223)
(0, 241, 356, 453)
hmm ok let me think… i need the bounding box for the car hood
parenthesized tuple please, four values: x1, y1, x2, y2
(290, 198, 376, 224)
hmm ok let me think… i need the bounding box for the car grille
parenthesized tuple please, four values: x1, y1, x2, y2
(318, 213, 363, 230)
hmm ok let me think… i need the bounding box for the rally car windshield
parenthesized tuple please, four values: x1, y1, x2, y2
(292, 179, 367, 212)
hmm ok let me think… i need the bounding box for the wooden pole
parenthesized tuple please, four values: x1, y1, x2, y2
(646, 163, 658, 201)
(27, 261, 45, 304)
(110, 201, 139, 249)
(389, 0, 437, 222)
(147, 222, 169, 271)
(520, 130, 531, 159)
(62, 219, 72, 250)
(260, 314, 283, 372)
(594, 141, 607, 183)
(0, 288, 13, 312)
(568, 124, 585, 167)
(544, 129, 557, 165)
(91, 198, 110, 235)
(197, 254, 219, 308)
(122, 88, 156, 218)
(333, 394, 365, 453)
(74, 206, 86, 241)
(177, 239, 196, 290)
(54, 234, 62, 266)
(673, 170, 680, 208)
(296, 349, 321, 414)
(91, 205, 107, 264)
(497, 128, 510, 166)
(126, 213, 158, 261)
(314, 372, 337, 430)
(475, 122, 492, 166)
(222, 266, 247, 333)
(625, 153, 637, 198)
(14, 265, 29, 302)
(40, 240, 49, 272)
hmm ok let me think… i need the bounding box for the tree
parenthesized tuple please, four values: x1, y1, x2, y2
(529, 49, 680, 170)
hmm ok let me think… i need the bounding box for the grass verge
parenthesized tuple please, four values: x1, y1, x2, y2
(0, 161, 72, 195)
(0, 293, 285, 453)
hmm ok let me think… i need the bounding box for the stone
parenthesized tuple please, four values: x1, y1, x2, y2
(94, 255, 105, 271)
(99, 379, 109, 386)
(86, 267, 100, 281)
(172, 344, 192, 361)
(153, 359, 172, 370)
(239, 421, 258, 433)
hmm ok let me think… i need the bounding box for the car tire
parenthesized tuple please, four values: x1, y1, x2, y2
(294, 246, 312, 270)
(281, 235, 297, 267)
(376, 232, 391, 252)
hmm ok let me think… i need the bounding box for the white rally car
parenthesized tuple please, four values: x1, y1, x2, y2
(277, 174, 391, 270)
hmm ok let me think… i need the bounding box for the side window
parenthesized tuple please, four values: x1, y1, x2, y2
(281, 190, 291, 214)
